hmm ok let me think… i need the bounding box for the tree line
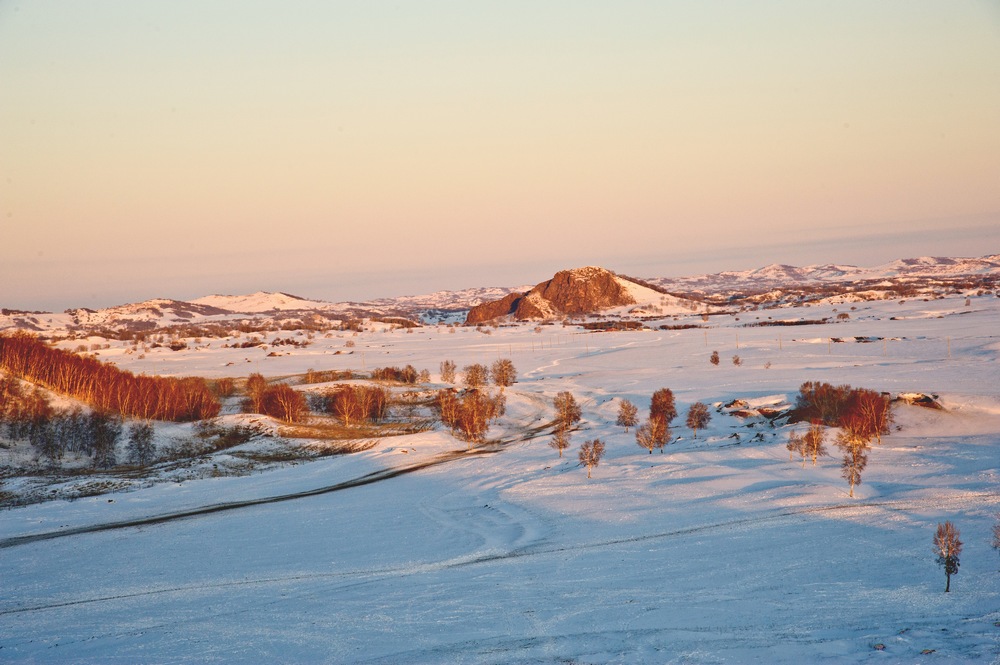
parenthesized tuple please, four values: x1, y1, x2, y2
(0, 331, 220, 422)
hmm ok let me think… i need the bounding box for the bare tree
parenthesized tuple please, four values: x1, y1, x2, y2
(126, 421, 156, 467)
(490, 359, 517, 392)
(554, 391, 582, 431)
(244, 373, 268, 414)
(454, 390, 492, 445)
(845, 389, 893, 445)
(732, 355, 742, 366)
(685, 402, 711, 438)
(579, 438, 605, 478)
(709, 350, 720, 366)
(616, 398, 638, 433)
(89, 411, 122, 469)
(263, 384, 308, 423)
(440, 360, 457, 384)
(804, 422, 827, 465)
(636, 417, 668, 454)
(436, 388, 498, 446)
(463, 364, 489, 389)
(839, 441, 868, 498)
(933, 521, 962, 592)
(786, 431, 804, 463)
(436, 389, 460, 430)
(649, 388, 677, 425)
(550, 427, 571, 458)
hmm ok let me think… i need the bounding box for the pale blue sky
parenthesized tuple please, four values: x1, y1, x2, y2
(2, 1, 998, 310)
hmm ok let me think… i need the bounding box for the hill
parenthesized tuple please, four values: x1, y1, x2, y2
(465, 266, 699, 323)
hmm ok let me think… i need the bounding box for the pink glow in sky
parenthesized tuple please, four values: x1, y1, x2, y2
(2, 1, 998, 311)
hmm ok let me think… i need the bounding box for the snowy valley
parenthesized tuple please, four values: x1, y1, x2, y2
(1, 257, 1000, 663)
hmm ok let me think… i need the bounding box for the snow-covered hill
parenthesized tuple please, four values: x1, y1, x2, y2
(191, 291, 331, 313)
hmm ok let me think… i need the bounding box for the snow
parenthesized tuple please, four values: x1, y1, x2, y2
(2, 292, 1000, 663)
(651, 254, 1000, 294)
(191, 291, 331, 313)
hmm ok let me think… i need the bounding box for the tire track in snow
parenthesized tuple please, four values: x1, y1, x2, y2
(0, 447, 503, 551)
(0, 406, 564, 552)
(7, 489, 996, 617)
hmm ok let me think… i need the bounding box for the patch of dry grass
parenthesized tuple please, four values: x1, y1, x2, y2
(277, 416, 434, 441)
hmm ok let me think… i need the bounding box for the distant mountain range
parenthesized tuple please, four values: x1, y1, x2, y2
(646, 254, 1000, 295)
(2, 254, 998, 337)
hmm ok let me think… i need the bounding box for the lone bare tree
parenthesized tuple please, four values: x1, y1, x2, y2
(933, 521, 962, 592)
(490, 359, 517, 392)
(649, 388, 677, 425)
(840, 441, 868, 498)
(550, 427, 570, 458)
(836, 418, 875, 498)
(579, 438, 605, 478)
(463, 364, 489, 389)
(440, 360, 457, 384)
(786, 431, 805, 464)
(636, 417, 668, 454)
(554, 391, 582, 431)
(803, 422, 827, 465)
(616, 398, 638, 433)
(685, 402, 711, 438)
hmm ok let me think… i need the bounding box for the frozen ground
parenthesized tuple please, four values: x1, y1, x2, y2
(2, 294, 1000, 663)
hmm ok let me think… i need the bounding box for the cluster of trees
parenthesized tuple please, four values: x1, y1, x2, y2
(786, 422, 827, 467)
(544, 390, 605, 478)
(438, 360, 517, 392)
(794, 381, 893, 437)
(636, 389, 676, 454)
(243, 374, 308, 423)
(310, 384, 389, 426)
(429, 360, 519, 445)
(616, 392, 711, 454)
(436, 388, 506, 445)
(550, 389, 711, 477)
(371, 365, 421, 384)
(302, 368, 355, 384)
(0, 378, 155, 468)
(0, 331, 220, 422)
(792, 381, 894, 497)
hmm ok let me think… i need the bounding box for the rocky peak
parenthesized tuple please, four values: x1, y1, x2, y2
(465, 267, 637, 324)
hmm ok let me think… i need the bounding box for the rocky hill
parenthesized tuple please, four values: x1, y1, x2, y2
(465, 267, 671, 324)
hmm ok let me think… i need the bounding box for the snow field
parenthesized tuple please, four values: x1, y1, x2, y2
(2, 294, 999, 662)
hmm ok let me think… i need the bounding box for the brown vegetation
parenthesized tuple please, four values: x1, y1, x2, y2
(436, 388, 505, 445)
(313, 385, 390, 426)
(0, 331, 219, 422)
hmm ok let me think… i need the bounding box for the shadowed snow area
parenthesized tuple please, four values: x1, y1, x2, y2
(2, 294, 1000, 663)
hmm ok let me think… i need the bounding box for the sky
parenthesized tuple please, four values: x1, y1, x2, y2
(1, 1, 999, 311)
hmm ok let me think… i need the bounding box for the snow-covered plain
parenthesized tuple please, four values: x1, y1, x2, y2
(2, 294, 1000, 663)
